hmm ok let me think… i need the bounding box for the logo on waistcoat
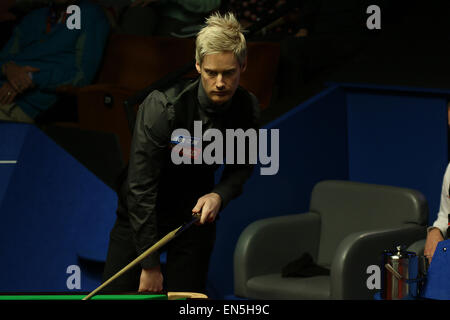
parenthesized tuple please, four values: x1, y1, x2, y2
(170, 135, 202, 160)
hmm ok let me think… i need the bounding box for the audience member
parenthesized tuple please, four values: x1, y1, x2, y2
(424, 162, 450, 263)
(0, 0, 110, 123)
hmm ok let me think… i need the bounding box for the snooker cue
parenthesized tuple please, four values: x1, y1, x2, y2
(82, 214, 201, 301)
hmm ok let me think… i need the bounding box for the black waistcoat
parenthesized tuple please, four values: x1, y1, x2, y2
(117, 78, 257, 224)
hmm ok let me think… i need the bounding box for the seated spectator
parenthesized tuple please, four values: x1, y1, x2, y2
(151, 0, 221, 37)
(0, 0, 110, 123)
(224, 0, 307, 39)
(0, 1, 52, 49)
(95, 0, 221, 37)
(425, 162, 450, 263)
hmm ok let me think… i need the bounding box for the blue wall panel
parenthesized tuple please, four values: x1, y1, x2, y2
(0, 124, 117, 292)
(346, 89, 448, 224)
(0, 122, 30, 207)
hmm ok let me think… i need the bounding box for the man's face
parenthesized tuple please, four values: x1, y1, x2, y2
(196, 51, 246, 105)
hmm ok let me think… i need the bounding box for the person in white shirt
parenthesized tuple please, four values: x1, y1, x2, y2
(424, 163, 450, 263)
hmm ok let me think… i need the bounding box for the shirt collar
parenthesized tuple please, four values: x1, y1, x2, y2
(197, 78, 233, 117)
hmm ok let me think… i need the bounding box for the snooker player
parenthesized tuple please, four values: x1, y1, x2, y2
(102, 12, 260, 294)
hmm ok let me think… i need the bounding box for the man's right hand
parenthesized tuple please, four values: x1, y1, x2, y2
(424, 227, 444, 263)
(3, 62, 39, 93)
(0, 81, 18, 105)
(139, 265, 163, 292)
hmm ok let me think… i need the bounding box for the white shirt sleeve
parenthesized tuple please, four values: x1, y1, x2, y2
(431, 162, 450, 236)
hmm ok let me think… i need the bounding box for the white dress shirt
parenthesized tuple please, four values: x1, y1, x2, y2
(430, 163, 450, 237)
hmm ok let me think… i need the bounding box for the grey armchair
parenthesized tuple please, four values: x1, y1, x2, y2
(407, 239, 426, 256)
(234, 180, 428, 299)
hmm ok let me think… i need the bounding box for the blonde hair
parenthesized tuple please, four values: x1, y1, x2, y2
(195, 12, 247, 66)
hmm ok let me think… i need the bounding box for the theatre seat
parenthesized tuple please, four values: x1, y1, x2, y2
(233, 180, 428, 300)
(74, 35, 197, 161)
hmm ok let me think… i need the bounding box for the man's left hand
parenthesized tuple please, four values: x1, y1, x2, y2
(192, 193, 222, 224)
(3, 62, 39, 93)
(0, 82, 18, 105)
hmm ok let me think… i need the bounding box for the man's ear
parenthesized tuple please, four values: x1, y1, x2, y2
(241, 56, 248, 73)
(195, 61, 201, 74)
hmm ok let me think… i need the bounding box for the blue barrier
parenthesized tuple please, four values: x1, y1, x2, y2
(421, 239, 450, 299)
(0, 122, 117, 292)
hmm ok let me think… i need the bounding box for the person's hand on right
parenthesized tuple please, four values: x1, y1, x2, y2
(424, 227, 444, 263)
(139, 265, 163, 292)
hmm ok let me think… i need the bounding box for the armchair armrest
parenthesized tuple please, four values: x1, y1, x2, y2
(54, 85, 80, 95)
(76, 83, 137, 96)
(234, 212, 321, 297)
(407, 239, 426, 256)
(330, 224, 427, 300)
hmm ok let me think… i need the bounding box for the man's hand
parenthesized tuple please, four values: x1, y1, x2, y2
(0, 81, 18, 105)
(3, 62, 39, 93)
(424, 227, 444, 263)
(139, 265, 163, 292)
(192, 192, 222, 224)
